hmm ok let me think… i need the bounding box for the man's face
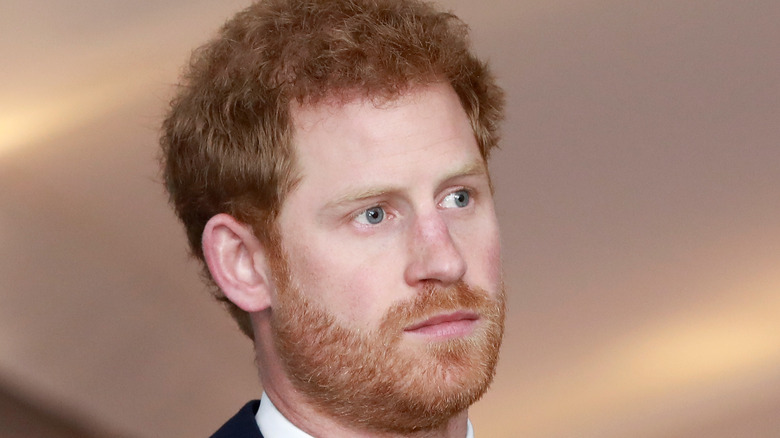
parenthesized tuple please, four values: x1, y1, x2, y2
(268, 83, 505, 432)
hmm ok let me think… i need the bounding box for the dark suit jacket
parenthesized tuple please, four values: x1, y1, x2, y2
(210, 400, 264, 438)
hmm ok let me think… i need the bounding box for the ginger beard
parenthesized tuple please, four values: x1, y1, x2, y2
(268, 249, 506, 433)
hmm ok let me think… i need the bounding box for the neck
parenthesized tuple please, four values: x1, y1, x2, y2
(264, 385, 469, 438)
(253, 316, 470, 438)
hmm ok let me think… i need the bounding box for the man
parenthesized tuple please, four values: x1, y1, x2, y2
(160, 0, 506, 436)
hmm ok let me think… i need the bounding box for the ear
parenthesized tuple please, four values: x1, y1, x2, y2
(202, 213, 273, 312)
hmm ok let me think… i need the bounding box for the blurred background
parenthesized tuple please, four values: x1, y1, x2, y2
(1, 0, 779, 437)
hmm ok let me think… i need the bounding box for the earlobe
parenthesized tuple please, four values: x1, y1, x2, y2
(202, 213, 273, 312)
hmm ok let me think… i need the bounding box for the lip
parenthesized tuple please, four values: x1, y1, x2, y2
(403, 311, 479, 339)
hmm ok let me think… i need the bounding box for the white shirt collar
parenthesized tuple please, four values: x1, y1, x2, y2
(256, 392, 314, 438)
(256, 392, 474, 438)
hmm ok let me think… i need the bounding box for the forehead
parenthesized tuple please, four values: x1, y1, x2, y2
(288, 84, 481, 180)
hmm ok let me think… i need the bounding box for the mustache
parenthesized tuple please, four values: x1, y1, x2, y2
(379, 280, 500, 333)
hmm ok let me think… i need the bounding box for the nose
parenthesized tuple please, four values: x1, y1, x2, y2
(404, 212, 467, 287)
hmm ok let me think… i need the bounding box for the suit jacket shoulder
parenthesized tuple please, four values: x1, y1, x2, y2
(210, 400, 264, 438)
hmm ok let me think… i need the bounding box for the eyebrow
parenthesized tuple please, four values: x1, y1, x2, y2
(440, 160, 489, 185)
(323, 159, 489, 210)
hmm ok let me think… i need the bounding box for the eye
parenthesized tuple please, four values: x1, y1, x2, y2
(355, 206, 385, 225)
(441, 189, 471, 209)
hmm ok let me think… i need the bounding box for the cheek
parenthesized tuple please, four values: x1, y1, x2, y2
(284, 238, 401, 327)
(474, 233, 502, 291)
(455, 218, 503, 292)
(484, 234, 503, 289)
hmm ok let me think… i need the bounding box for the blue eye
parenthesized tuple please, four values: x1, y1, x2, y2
(442, 189, 470, 208)
(356, 206, 385, 225)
